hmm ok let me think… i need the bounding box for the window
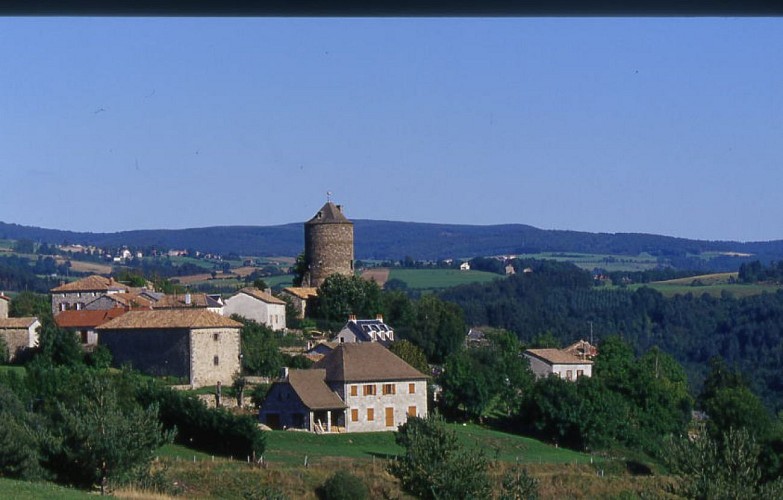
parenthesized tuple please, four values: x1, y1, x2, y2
(213, 356, 219, 366)
(382, 384, 396, 395)
(407, 406, 417, 417)
(409, 383, 416, 394)
(213, 333, 220, 341)
(351, 409, 358, 422)
(577, 369, 584, 378)
(566, 370, 573, 381)
(367, 408, 375, 421)
(363, 384, 376, 396)
(350, 385, 358, 397)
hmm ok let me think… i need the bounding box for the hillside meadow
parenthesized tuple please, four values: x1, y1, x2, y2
(626, 272, 783, 298)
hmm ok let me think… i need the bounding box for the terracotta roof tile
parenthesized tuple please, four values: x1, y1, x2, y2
(282, 287, 319, 300)
(0, 317, 40, 329)
(314, 343, 427, 382)
(287, 369, 347, 410)
(51, 275, 129, 293)
(55, 309, 127, 328)
(238, 288, 286, 305)
(0, 294, 10, 302)
(524, 348, 593, 365)
(97, 309, 242, 330)
(92, 293, 153, 309)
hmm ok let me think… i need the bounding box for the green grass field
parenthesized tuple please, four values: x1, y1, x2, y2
(625, 272, 782, 298)
(389, 269, 502, 290)
(259, 423, 593, 466)
(521, 252, 660, 272)
(0, 477, 93, 499)
(0, 365, 26, 377)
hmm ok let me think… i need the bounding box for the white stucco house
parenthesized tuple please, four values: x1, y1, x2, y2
(523, 348, 593, 381)
(222, 287, 286, 331)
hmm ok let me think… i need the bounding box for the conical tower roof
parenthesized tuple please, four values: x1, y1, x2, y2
(306, 202, 352, 225)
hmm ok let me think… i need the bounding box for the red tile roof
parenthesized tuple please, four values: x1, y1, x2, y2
(97, 309, 242, 330)
(55, 309, 128, 329)
(50, 275, 129, 293)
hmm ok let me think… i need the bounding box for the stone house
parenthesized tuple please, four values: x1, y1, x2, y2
(279, 287, 318, 319)
(523, 348, 593, 381)
(50, 275, 130, 314)
(84, 292, 154, 311)
(97, 309, 242, 388)
(0, 317, 41, 362)
(259, 342, 428, 433)
(335, 315, 394, 344)
(223, 287, 286, 331)
(54, 308, 129, 346)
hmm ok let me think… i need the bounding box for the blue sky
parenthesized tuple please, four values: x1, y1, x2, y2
(1, 18, 781, 241)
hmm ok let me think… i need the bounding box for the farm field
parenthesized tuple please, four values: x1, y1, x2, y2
(628, 272, 782, 298)
(388, 268, 502, 290)
(520, 252, 660, 272)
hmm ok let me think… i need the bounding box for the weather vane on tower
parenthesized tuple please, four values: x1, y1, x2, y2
(326, 191, 332, 202)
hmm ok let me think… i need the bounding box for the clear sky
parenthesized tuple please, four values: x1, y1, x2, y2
(1, 18, 781, 242)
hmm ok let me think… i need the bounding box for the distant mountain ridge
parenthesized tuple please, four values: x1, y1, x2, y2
(2, 220, 783, 263)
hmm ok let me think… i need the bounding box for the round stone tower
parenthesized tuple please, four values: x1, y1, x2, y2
(303, 201, 354, 288)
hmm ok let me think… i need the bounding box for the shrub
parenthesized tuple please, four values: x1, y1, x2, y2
(318, 471, 368, 500)
(136, 382, 265, 458)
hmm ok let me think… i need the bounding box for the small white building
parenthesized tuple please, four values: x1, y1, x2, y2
(523, 348, 593, 381)
(460, 262, 471, 271)
(222, 288, 286, 331)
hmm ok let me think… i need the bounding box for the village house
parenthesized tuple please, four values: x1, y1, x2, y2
(97, 309, 242, 388)
(50, 275, 130, 314)
(0, 317, 41, 362)
(279, 287, 318, 319)
(460, 261, 471, 271)
(523, 348, 593, 381)
(223, 287, 286, 331)
(84, 292, 154, 311)
(54, 308, 129, 347)
(335, 315, 395, 344)
(259, 342, 428, 433)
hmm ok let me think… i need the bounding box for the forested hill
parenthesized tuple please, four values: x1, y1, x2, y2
(2, 219, 783, 263)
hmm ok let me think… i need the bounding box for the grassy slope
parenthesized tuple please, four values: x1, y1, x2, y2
(0, 478, 93, 499)
(628, 272, 782, 298)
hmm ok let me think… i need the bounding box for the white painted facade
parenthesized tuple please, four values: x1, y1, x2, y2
(223, 291, 286, 331)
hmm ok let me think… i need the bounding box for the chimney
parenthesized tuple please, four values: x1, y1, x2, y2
(376, 313, 384, 322)
(185, 292, 191, 306)
(348, 314, 357, 322)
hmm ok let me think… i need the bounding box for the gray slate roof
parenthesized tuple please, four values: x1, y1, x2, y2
(305, 202, 352, 225)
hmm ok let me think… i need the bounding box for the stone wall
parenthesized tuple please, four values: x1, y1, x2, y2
(341, 379, 428, 432)
(189, 327, 241, 388)
(0, 326, 38, 362)
(100, 327, 190, 380)
(304, 222, 354, 287)
(51, 291, 103, 315)
(0, 298, 8, 319)
(258, 382, 310, 430)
